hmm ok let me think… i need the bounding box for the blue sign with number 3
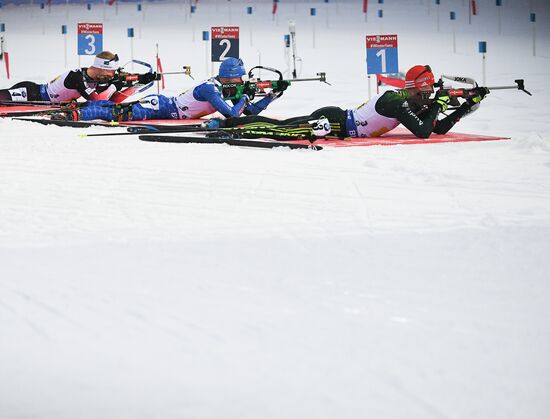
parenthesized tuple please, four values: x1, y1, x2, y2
(77, 23, 103, 56)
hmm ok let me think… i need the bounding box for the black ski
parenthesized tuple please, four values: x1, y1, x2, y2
(78, 123, 207, 137)
(126, 123, 205, 134)
(89, 120, 315, 137)
(0, 100, 59, 107)
(11, 117, 120, 128)
(1, 110, 58, 117)
(139, 134, 322, 150)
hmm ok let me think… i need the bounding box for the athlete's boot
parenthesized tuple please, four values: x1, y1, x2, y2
(201, 118, 224, 129)
(50, 109, 80, 121)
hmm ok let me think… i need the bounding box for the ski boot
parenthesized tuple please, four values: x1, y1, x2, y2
(201, 118, 224, 129)
(50, 109, 80, 121)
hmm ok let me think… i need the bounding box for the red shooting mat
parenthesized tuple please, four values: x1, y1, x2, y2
(1, 111, 509, 147)
(124, 121, 509, 146)
(306, 128, 509, 148)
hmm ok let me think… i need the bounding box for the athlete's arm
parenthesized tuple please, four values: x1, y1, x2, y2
(433, 102, 478, 135)
(376, 90, 440, 138)
(243, 94, 276, 116)
(195, 82, 248, 118)
(63, 70, 93, 100)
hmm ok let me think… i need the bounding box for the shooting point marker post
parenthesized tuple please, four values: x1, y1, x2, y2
(450, 11, 456, 53)
(310, 8, 316, 49)
(202, 30, 209, 77)
(247, 6, 253, 47)
(61, 25, 67, 68)
(436, 0, 441, 32)
(479, 41, 487, 85)
(366, 34, 398, 99)
(190, 4, 196, 42)
(496, 0, 502, 35)
(288, 19, 298, 79)
(530, 13, 536, 56)
(0, 22, 8, 79)
(324, 0, 330, 29)
(128, 28, 135, 71)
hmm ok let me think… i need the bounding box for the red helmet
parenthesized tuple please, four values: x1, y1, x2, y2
(405, 65, 435, 89)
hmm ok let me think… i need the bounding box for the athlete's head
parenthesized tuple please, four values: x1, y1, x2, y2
(218, 57, 246, 83)
(88, 51, 119, 82)
(405, 65, 435, 104)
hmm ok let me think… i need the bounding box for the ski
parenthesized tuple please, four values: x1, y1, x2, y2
(139, 134, 322, 150)
(1, 109, 58, 117)
(12, 117, 121, 128)
(0, 100, 60, 106)
(88, 121, 316, 137)
(126, 123, 205, 134)
(127, 120, 318, 136)
(79, 123, 207, 137)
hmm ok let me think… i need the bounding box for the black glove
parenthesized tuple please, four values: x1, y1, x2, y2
(475, 86, 490, 99)
(467, 86, 490, 106)
(434, 90, 451, 112)
(138, 72, 159, 84)
(94, 83, 112, 94)
(242, 82, 256, 100)
(273, 80, 290, 93)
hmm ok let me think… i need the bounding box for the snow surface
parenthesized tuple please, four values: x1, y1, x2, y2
(1, 1, 550, 418)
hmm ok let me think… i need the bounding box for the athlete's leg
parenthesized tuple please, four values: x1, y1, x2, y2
(129, 95, 178, 120)
(222, 115, 286, 128)
(307, 106, 347, 137)
(75, 96, 175, 122)
(78, 101, 119, 121)
(220, 106, 347, 139)
(0, 81, 43, 101)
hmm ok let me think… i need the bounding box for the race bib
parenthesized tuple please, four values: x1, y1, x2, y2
(8, 87, 28, 101)
(139, 97, 160, 110)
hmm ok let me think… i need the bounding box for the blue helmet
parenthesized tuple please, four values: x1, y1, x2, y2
(218, 57, 246, 78)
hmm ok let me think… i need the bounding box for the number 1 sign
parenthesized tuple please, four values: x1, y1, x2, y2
(211, 26, 240, 62)
(366, 34, 398, 75)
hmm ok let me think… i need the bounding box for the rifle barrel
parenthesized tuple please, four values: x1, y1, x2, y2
(291, 73, 331, 85)
(488, 85, 532, 95)
(487, 85, 520, 90)
(292, 77, 323, 82)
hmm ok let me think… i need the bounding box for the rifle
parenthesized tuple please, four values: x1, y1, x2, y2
(220, 65, 330, 100)
(434, 76, 531, 106)
(116, 65, 194, 84)
(159, 65, 194, 80)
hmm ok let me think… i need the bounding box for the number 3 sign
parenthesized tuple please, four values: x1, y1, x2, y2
(366, 34, 398, 75)
(78, 23, 103, 56)
(211, 26, 240, 62)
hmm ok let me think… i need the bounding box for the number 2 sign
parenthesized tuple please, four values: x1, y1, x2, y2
(366, 34, 398, 75)
(77, 23, 103, 56)
(211, 26, 240, 62)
